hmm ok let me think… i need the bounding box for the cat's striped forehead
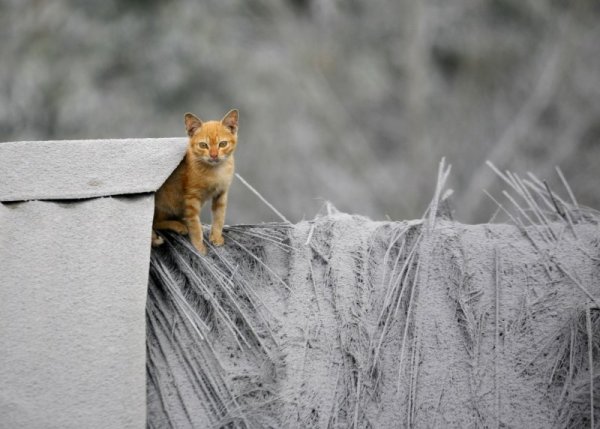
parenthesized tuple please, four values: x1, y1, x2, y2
(191, 120, 236, 143)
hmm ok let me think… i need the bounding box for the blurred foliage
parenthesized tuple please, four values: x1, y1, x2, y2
(1, 0, 599, 223)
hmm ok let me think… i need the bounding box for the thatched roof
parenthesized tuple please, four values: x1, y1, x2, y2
(148, 197, 600, 427)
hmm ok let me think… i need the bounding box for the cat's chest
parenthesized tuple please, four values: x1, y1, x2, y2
(186, 165, 232, 199)
(199, 179, 225, 196)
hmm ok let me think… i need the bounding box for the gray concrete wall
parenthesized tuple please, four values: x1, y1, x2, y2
(0, 197, 153, 428)
(0, 138, 187, 429)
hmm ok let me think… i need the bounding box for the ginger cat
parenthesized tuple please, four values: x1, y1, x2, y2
(152, 109, 239, 255)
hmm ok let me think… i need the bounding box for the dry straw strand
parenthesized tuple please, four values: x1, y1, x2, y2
(586, 307, 594, 429)
(235, 173, 291, 224)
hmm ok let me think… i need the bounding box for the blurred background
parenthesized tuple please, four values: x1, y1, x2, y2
(1, 0, 599, 224)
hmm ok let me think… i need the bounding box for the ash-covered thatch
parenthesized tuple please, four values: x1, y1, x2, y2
(147, 165, 600, 428)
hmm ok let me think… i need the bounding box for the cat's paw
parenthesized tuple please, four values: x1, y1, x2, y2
(191, 238, 207, 255)
(152, 231, 164, 247)
(173, 223, 188, 235)
(209, 233, 225, 247)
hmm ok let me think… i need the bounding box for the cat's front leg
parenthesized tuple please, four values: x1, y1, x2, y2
(183, 196, 206, 255)
(209, 191, 228, 246)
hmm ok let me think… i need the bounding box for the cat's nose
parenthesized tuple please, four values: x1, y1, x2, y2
(210, 153, 218, 159)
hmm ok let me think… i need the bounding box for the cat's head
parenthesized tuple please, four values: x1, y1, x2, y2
(184, 109, 238, 166)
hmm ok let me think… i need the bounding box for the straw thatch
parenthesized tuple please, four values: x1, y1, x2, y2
(147, 163, 600, 428)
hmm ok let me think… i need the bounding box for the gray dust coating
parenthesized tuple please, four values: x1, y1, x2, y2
(147, 212, 600, 428)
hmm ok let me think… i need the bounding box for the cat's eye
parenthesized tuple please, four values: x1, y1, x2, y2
(219, 141, 228, 148)
(198, 142, 209, 149)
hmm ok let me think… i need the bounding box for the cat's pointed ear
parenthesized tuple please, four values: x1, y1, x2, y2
(184, 113, 203, 137)
(221, 109, 239, 135)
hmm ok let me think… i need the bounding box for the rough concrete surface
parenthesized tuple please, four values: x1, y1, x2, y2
(0, 137, 188, 429)
(0, 138, 187, 201)
(0, 197, 153, 429)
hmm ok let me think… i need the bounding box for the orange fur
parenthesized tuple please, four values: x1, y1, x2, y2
(152, 109, 239, 254)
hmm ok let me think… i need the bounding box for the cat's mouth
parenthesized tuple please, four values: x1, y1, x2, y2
(202, 157, 223, 165)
